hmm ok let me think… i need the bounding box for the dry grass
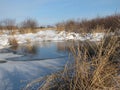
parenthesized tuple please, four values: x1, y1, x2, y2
(19, 28, 34, 34)
(10, 30, 18, 35)
(92, 26, 106, 33)
(8, 37, 18, 47)
(56, 14, 120, 33)
(25, 35, 120, 90)
(19, 27, 56, 34)
(0, 30, 3, 35)
(36, 27, 57, 31)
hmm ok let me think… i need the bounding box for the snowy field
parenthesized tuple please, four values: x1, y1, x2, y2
(0, 30, 105, 90)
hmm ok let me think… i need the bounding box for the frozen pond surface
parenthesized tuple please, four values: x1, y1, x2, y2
(0, 41, 70, 90)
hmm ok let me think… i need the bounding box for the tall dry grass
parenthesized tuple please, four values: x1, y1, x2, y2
(19, 28, 34, 34)
(25, 34, 120, 90)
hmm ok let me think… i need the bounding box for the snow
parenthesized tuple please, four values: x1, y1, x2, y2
(0, 30, 105, 49)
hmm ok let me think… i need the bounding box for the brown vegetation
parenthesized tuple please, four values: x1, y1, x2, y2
(25, 35, 120, 90)
(8, 37, 18, 47)
(1, 14, 119, 34)
(0, 19, 17, 30)
(56, 14, 120, 33)
(0, 18, 41, 34)
(19, 18, 38, 33)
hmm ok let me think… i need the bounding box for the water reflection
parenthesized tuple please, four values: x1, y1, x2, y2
(6, 41, 69, 61)
(10, 44, 37, 55)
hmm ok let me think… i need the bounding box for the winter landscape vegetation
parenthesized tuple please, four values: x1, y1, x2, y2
(0, 0, 120, 90)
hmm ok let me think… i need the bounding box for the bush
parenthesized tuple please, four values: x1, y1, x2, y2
(56, 14, 120, 33)
(19, 18, 38, 33)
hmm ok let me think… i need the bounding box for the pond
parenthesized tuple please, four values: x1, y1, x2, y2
(0, 41, 72, 90)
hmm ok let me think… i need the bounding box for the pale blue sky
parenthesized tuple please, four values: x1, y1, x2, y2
(0, 0, 120, 25)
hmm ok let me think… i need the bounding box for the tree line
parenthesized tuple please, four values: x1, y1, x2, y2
(0, 18, 39, 30)
(56, 14, 120, 32)
(0, 14, 120, 33)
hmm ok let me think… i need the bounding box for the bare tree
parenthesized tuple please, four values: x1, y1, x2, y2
(20, 18, 38, 29)
(19, 18, 38, 33)
(2, 19, 16, 30)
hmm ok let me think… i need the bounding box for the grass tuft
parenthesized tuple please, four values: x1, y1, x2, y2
(8, 37, 18, 47)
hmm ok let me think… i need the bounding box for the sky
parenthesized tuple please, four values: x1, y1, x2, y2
(0, 0, 120, 25)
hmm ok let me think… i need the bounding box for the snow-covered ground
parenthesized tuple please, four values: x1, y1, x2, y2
(0, 30, 104, 49)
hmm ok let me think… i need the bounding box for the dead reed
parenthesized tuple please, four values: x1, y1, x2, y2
(25, 35, 120, 90)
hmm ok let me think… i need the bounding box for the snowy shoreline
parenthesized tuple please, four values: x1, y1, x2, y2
(0, 30, 104, 49)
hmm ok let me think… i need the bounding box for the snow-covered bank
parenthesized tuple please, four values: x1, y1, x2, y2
(0, 30, 104, 49)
